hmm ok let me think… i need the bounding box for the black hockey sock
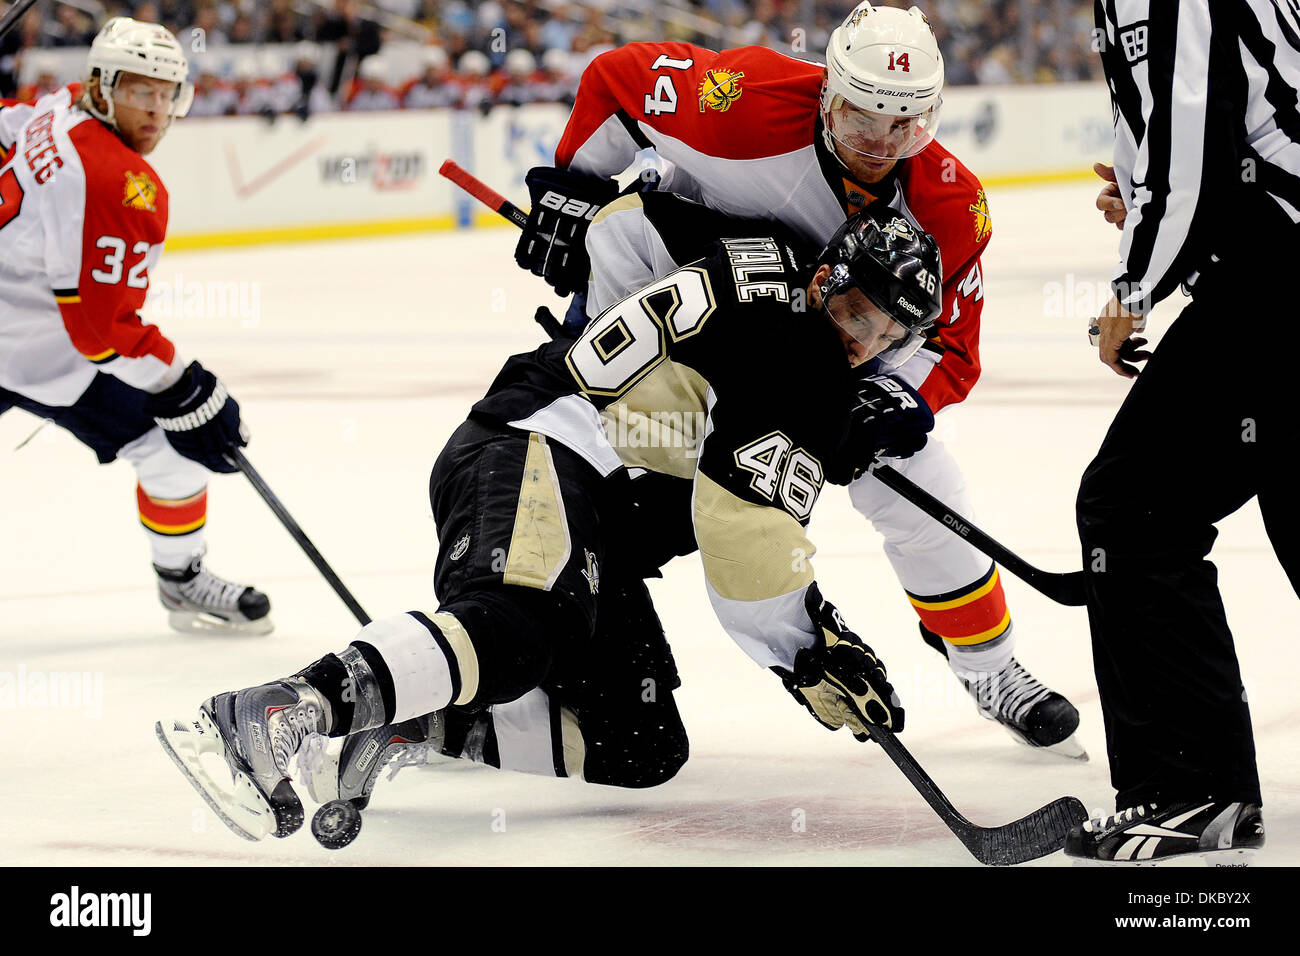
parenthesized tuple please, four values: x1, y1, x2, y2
(296, 646, 398, 736)
(296, 654, 353, 734)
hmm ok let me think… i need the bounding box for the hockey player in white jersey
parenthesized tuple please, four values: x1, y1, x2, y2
(0, 18, 270, 635)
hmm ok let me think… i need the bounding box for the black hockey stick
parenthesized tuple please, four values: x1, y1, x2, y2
(228, 448, 372, 626)
(868, 461, 1087, 606)
(0, 0, 38, 45)
(866, 724, 1087, 865)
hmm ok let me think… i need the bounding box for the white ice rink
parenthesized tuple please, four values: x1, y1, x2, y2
(2, 181, 1296, 867)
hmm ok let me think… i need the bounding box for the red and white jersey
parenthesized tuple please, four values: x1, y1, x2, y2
(557, 43, 992, 412)
(0, 85, 179, 406)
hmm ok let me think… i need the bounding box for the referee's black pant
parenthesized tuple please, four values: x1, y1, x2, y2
(1076, 212, 1300, 811)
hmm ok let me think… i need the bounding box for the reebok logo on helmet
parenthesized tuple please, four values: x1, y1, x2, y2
(896, 297, 924, 317)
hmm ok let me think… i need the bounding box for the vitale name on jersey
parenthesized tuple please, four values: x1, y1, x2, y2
(721, 237, 789, 303)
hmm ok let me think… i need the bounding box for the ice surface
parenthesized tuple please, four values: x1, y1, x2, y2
(2, 182, 1295, 866)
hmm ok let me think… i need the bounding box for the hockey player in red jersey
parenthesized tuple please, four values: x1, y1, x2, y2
(513, 2, 1084, 757)
(0, 18, 271, 635)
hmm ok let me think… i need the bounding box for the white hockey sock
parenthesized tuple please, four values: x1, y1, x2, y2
(947, 621, 1016, 679)
(353, 611, 479, 721)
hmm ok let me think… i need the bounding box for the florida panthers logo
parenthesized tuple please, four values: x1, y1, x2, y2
(970, 189, 992, 243)
(698, 69, 744, 113)
(123, 171, 158, 212)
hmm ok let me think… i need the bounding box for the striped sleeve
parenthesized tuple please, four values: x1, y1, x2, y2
(1101, 0, 1237, 312)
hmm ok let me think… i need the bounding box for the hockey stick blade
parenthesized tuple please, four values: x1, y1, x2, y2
(869, 461, 1086, 606)
(867, 724, 1086, 865)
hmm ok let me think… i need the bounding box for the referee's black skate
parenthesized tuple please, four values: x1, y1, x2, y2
(1065, 800, 1264, 864)
(156, 552, 273, 636)
(302, 713, 444, 810)
(921, 624, 1086, 760)
(156, 678, 331, 841)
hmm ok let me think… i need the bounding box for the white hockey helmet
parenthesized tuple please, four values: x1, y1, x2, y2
(233, 55, 260, 82)
(423, 45, 450, 72)
(504, 48, 536, 77)
(85, 17, 194, 126)
(540, 47, 569, 76)
(458, 50, 491, 78)
(822, 3, 943, 163)
(358, 56, 391, 83)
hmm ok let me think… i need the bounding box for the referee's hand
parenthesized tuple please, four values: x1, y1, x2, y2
(1089, 295, 1152, 378)
(1094, 163, 1127, 231)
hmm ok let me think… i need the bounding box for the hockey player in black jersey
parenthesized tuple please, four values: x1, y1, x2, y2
(156, 209, 942, 842)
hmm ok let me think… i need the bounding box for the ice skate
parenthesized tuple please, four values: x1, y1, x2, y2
(1065, 800, 1263, 865)
(302, 713, 444, 810)
(156, 552, 273, 636)
(155, 678, 331, 841)
(922, 624, 1087, 760)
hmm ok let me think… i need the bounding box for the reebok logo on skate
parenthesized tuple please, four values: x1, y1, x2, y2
(50, 886, 151, 936)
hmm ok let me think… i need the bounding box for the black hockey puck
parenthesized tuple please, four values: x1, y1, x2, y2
(311, 800, 362, 849)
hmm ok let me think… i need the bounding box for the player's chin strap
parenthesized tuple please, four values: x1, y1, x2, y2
(82, 72, 118, 127)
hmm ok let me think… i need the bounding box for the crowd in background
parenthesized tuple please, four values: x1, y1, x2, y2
(1, 0, 1105, 114)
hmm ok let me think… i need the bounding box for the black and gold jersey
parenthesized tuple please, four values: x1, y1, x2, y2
(471, 230, 856, 669)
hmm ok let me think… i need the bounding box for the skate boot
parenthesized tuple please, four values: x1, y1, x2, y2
(156, 678, 332, 840)
(1065, 800, 1264, 864)
(302, 712, 444, 810)
(921, 623, 1086, 760)
(156, 552, 272, 636)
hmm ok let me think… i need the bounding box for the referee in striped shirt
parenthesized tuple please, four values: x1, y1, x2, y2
(1068, 0, 1300, 862)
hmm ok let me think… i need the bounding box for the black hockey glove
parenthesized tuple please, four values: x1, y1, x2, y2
(514, 166, 621, 296)
(828, 374, 934, 484)
(776, 582, 904, 738)
(144, 360, 248, 474)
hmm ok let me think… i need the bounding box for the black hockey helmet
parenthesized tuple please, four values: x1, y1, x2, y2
(816, 211, 943, 368)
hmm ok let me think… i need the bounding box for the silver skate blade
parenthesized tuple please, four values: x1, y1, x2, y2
(993, 718, 1090, 761)
(155, 713, 277, 841)
(167, 609, 275, 637)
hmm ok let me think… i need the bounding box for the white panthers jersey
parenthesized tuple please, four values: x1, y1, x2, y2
(0, 85, 179, 407)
